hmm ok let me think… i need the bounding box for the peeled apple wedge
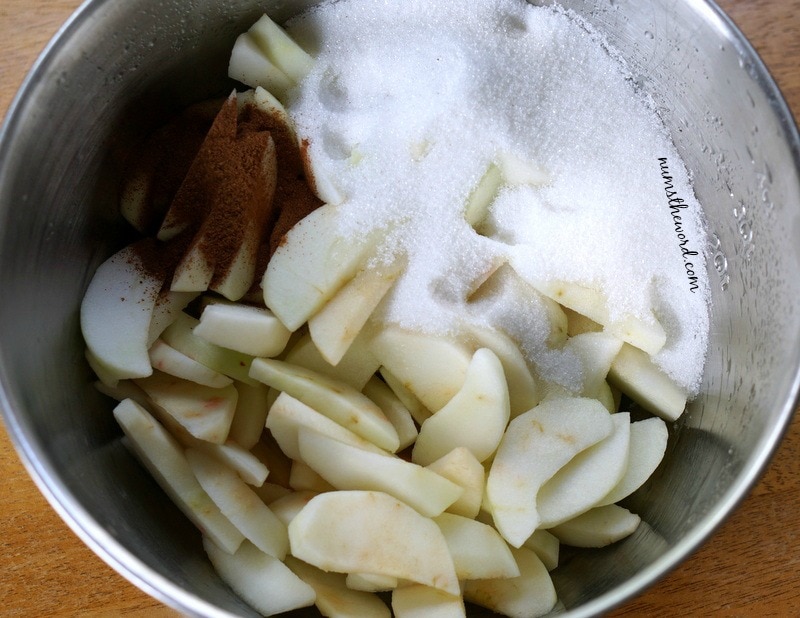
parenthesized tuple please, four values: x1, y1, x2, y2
(426, 447, 485, 519)
(434, 512, 519, 580)
(147, 289, 198, 347)
(246, 14, 314, 83)
(379, 366, 432, 425)
(465, 163, 503, 228)
(297, 429, 463, 518)
(370, 326, 473, 412)
(148, 339, 233, 388)
(113, 399, 243, 554)
(288, 491, 460, 596)
(346, 573, 397, 593)
(564, 331, 624, 397)
(290, 460, 336, 493)
(608, 343, 688, 421)
(80, 242, 163, 381)
(463, 546, 557, 618)
(227, 382, 271, 450)
(251, 357, 399, 452)
(194, 302, 292, 358)
(203, 539, 315, 617)
(262, 204, 383, 331)
(412, 348, 510, 465)
(362, 377, 418, 451)
(284, 330, 380, 391)
(186, 448, 289, 559)
(228, 32, 295, 99)
(392, 585, 466, 618)
(549, 504, 641, 548)
(522, 529, 560, 572)
(486, 397, 614, 547)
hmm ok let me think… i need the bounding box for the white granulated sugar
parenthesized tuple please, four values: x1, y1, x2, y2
(285, 0, 710, 395)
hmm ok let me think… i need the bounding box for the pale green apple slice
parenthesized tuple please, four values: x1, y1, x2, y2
(227, 382, 270, 450)
(345, 573, 397, 593)
(186, 448, 288, 559)
(208, 231, 260, 301)
(250, 357, 399, 452)
(607, 343, 687, 421)
(266, 392, 387, 460)
(262, 204, 382, 331)
(289, 460, 336, 493)
(522, 529, 559, 572)
(194, 302, 292, 358)
(113, 399, 243, 554)
(464, 325, 540, 418)
(161, 312, 257, 385)
(133, 371, 238, 444)
(548, 504, 641, 548)
(370, 327, 472, 412)
(80, 243, 162, 381)
(203, 538, 315, 616)
(362, 377, 418, 451)
(426, 447, 485, 519)
(288, 490, 460, 596)
(537, 412, 631, 528)
(246, 14, 315, 84)
(434, 512, 519, 580)
(147, 290, 198, 347)
(148, 339, 233, 388)
(170, 242, 214, 293)
(392, 585, 466, 618)
(297, 429, 462, 518)
(284, 330, 380, 391)
(597, 416, 668, 506)
(284, 556, 391, 618)
(308, 257, 403, 365)
(463, 546, 557, 618)
(194, 441, 268, 487)
(412, 348, 510, 466)
(379, 367, 432, 425)
(85, 349, 121, 389)
(486, 397, 613, 547)
(564, 331, 624, 397)
(269, 490, 318, 527)
(228, 32, 295, 99)
(465, 162, 503, 227)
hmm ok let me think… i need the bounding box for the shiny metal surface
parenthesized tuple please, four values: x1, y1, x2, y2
(0, 0, 798, 616)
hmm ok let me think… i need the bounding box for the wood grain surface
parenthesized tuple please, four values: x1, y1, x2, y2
(1, 0, 798, 616)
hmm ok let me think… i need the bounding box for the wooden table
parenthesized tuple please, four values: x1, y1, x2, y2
(1, 1, 798, 615)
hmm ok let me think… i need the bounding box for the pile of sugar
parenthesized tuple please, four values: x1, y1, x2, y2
(285, 0, 710, 395)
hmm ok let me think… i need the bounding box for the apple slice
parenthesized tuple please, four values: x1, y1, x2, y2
(194, 302, 291, 358)
(362, 377, 418, 451)
(203, 538, 315, 616)
(284, 556, 391, 618)
(412, 348, 510, 466)
(113, 399, 243, 554)
(262, 204, 383, 330)
(308, 257, 403, 365)
(147, 290, 198, 347)
(297, 429, 463, 518)
(228, 32, 295, 99)
(548, 504, 641, 548)
(496, 151, 549, 186)
(245, 14, 315, 84)
(288, 490, 460, 596)
(237, 87, 293, 135)
(392, 585, 466, 618)
(426, 447, 485, 519)
(148, 339, 233, 388)
(379, 367, 432, 425)
(80, 242, 163, 381)
(227, 382, 270, 450)
(186, 448, 288, 559)
(289, 460, 336, 493)
(564, 331, 624, 397)
(465, 163, 503, 228)
(284, 330, 380, 391)
(537, 412, 631, 528)
(250, 357, 399, 452)
(269, 491, 318, 527)
(463, 546, 557, 618)
(608, 343, 687, 421)
(133, 371, 238, 444)
(370, 327, 473, 412)
(434, 512, 519, 580)
(522, 529, 559, 572)
(598, 416, 668, 506)
(194, 441, 268, 487)
(346, 573, 397, 593)
(486, 397, 613, 547)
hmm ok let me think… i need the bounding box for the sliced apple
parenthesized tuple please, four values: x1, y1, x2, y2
(426, 447, 485, 519)
(608, 343, 687, 421)
(227, 382, 271, 450)
(194, 440, 268, 487)
(113, 399, 243, 554)
(288, 490, 460, 596)
(262, 204, 383, 330)
(392, 585, 466, 618)
(228, 32, 295, 99)
(297, 430, 462, 518)
(549, 504, 641, 548)
(284, 330, 380, 391)
(463, 546, 557, 618)
(345, 573, 398, 593)
(250, 357, 399, 452)
(379, 366, 432, 425)
(370, 326, 472, 412)
(308, 257, 403, 365)
(80, 242, 163, 381)
(203, 538, 315, 616)
(269, 490, 318, 527)
(284, 556, 391, 618)
(465, 163, 503, 228)
(289, 460, 336, 493)
(148, 339, 233, 388)
(186, 448, 288, 559)
(362, 377, 418, 451)
(434, 512, 519, 580)
(194, 302, 291, 358)
(522, 529, 559, 572)
(537, 412, 631, 528)
(496, 151, 549, 186)
(147, 290, 198, 347)
(412, 348, 510, 466)
(485, 397, 613, 547)
(246, 14, 315, 85)
(564, 331, 624, 397)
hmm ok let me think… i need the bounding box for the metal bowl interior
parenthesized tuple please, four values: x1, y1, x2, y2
(0, 0, 798, 616)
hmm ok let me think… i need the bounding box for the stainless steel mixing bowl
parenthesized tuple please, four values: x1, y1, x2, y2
(1, 0, 798, 616)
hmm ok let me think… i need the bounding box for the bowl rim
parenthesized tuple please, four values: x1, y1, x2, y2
(0, 0, 799, 616)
